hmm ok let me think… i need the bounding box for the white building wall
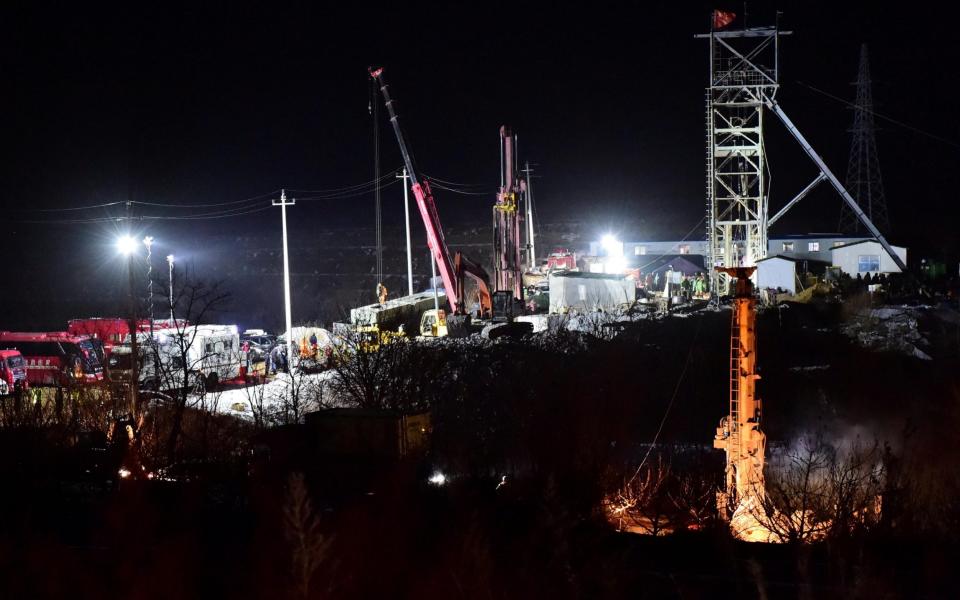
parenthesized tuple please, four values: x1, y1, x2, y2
(831, 242, 907, 275)
(756, 258, 796, 294)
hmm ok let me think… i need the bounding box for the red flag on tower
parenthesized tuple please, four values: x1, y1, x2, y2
(712, 9, 736, 30)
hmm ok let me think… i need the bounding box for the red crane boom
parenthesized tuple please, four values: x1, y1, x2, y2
(368, 67, 462, 313)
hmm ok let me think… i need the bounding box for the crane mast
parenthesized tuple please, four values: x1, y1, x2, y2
(368, 67, 461, 313)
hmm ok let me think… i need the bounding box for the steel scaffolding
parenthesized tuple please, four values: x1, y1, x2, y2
(698, 26, 785, 295)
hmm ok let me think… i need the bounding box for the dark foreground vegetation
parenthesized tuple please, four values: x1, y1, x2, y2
(0, 297, 958, 598)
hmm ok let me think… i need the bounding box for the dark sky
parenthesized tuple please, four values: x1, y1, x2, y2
(3, 2, 959, 256)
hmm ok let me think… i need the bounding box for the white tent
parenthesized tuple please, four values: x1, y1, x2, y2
(549, 273, 635, 313)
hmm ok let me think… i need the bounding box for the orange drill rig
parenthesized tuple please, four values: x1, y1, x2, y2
(713, 267, 769, 539)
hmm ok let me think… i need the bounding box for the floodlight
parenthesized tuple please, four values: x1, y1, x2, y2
(117, 236, 137, 255)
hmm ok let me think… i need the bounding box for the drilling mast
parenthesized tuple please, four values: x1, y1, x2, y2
(713, 267, 766, 536)
(493, 126, 524, 300)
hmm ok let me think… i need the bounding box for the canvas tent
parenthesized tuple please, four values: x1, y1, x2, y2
(549, 272, 636, 313)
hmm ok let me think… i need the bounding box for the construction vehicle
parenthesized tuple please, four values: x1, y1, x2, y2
(0, 350, 27, 395)
(492, 126, 527, 322)
(0, 331, 105, 386)
(418, 308, 447, 337)
(355, 325, 406, 353)
(369, 67, 494, 336)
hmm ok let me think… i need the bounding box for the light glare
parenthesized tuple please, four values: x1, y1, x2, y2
(117, 236, 137, 255)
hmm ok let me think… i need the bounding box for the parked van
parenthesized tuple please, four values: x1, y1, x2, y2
(111, 325, 241, 392)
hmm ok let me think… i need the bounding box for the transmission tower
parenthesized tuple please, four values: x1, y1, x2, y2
(840, 44, 890, 234)
(699, 23, 786, 295)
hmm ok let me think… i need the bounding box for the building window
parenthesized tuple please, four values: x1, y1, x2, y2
(858, 255, 881, 273)
(808, 242, 820, 252)
(679, 244, 690, 255)
(635, 245, 646, 256)
(782, 242, 794, 252)
(717, 246, 725, 255)
(832, 241, 844, 248)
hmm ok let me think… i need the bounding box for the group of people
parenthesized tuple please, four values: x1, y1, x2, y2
(641, 268, 708, 300)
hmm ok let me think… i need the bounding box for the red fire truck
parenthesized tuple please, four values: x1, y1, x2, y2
(0, 350, 28, 395)
(67, 317, 188, 357)
(546, 248, 577, 272)
(0, 332, 105, 386)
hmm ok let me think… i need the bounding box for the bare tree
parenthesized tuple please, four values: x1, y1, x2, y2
(243, 377, 271, 429)
(668, 454, 720, 532)
(741, 433, 885, 543)
(145, 273, 231, 465)
(604, 457, 672, 535)
(329, 332, 412, 410)
(283, 472, 332, 599)
(277, 369, 326, 425)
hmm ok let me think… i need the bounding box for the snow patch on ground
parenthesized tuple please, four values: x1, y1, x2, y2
(841, 305, 932, 360)
(203, 371, 338, 421)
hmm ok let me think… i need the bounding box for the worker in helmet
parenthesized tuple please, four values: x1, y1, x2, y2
(377, 282, 388, 305)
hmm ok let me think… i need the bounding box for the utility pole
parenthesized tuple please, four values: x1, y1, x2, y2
(522, 162, 536, 270)
(273, 189, 296, 369)
(166, 254, 175, 323)
(397, 168, 414, 296)
(143, 236, 154, 337)
(123, 200, 139, 419)
(431, 255, 439, 312)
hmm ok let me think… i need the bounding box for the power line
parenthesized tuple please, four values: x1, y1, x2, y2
(285, 170, 400, 194)
(422, 173, 491, 188)
(634, 216, 708, 273)
(11, 171, 406, 215)
(428, 181, 495, 196)
(797, 80, 960, 149)
(296, 177, 401, 200)
(12, 200, 126, 213)
(140, 204, 273, 220)
(624, 314, 704, 487)
(130, 189, 280, 209)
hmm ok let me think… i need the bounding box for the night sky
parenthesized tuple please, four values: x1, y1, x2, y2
(3, 2, 959, 294)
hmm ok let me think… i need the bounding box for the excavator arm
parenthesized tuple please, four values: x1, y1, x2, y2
(454, 252, 493, 319)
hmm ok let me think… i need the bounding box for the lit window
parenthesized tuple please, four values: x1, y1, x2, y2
(635, 245, 646, 256)
(808, 242, 820, 252)
(718, 247, 725, 255)
(782, 242, 794, 252)
(858, 255, 880, 273)
(679, 244, 691, 255)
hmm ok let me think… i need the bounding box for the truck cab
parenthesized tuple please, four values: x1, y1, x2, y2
(419, 309, 448, 337)
(0, 350, 27, 395)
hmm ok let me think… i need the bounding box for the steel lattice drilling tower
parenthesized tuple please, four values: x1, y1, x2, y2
(699, 25, 785, 295)
(840, 44, 890, 234)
